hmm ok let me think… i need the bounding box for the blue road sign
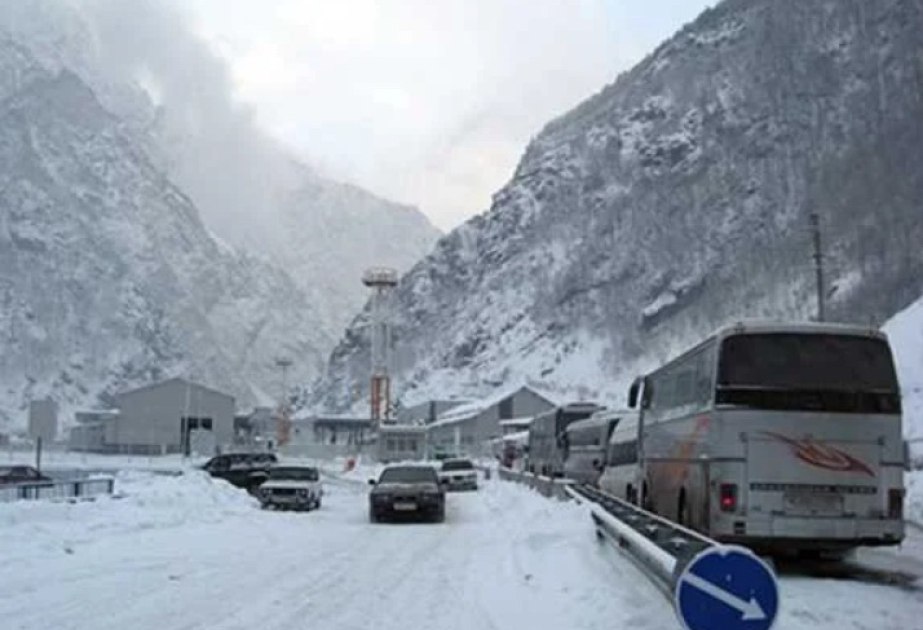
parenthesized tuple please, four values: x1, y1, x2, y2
(674, 545, 779, 630)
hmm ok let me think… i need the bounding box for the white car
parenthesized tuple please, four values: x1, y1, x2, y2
(258, 466, 323, 511)
(438, 458, 478, 491)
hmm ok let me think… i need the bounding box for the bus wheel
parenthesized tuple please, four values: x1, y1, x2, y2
(677, 489, 690, 527)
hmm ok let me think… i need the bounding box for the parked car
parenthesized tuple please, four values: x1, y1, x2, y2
(257, 465, 323, 511)
(0, 465, 52, 486)
(201, 452, 277, 492)
(438, 458, 478, 491)
(369, 465, 445, 523)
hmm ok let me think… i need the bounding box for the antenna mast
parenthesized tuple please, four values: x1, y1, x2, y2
(362, 267, 398, 427)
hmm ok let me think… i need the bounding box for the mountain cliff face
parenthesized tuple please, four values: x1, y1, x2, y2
(0, 1, 438, 428)
(312, 0, 923, 412)
(0, 0, 440, 347)
(0, 46, 327, 422)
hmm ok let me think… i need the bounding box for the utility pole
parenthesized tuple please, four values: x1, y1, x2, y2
(276, 358, 293, 407)
(275, 358, 293, 449)
(810, 213, 825, 322)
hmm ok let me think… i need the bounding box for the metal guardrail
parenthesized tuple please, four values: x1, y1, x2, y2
(566, 484, 717, 596)
(497, 466, 719, 594)
(0, 477, 115, 503)
(497, 466, 574, 499)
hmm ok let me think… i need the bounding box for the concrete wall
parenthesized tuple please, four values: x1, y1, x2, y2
(111, 379, 234, 452)
(68, 423, 105, 452)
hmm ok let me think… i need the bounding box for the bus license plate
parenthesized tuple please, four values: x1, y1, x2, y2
(393, 502, 417, 511)
(784, 492, 842, 514)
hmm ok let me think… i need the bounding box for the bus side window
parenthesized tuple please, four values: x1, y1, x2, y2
(675, 370, 694, 406)
(608, 439, 638, 466)
(650, 371, 676, 417)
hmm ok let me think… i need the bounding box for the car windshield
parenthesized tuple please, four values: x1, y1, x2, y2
(378, 467, 437, 484)
(269, 467, 318, 481)
(441, 460, 474, 471)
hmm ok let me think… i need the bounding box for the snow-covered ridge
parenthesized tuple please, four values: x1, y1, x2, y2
(311, 0, 923, 413)
(0, 2, 439, 427)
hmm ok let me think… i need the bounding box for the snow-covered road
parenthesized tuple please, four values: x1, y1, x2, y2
(1, 470, 922, 630)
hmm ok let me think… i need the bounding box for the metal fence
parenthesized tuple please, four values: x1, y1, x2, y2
(0, 477, 115, 503)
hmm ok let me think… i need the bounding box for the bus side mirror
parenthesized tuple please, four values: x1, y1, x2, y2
(628, 381, 640, 409)
(629, 377, 653, 410)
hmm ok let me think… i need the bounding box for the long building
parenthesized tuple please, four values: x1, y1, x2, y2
(68, 378, 234, 455)
(426, 385, 557, 457)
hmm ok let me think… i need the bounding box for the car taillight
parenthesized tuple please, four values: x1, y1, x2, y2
(719, 483, 738, 512)
(888, 488, 903, 519)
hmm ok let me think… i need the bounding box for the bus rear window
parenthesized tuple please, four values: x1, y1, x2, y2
(716, 333, 900, 412)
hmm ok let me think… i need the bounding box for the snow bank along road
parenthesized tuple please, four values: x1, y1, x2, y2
(1, 470, 922, 630)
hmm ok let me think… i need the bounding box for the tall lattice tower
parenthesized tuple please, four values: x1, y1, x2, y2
(362, 267, 398, 424)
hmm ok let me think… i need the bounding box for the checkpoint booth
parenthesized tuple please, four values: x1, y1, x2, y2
(377, 424, 427, 463)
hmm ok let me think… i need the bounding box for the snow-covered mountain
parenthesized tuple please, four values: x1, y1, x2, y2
(0, 44, 322, 422)
(1, 0, 440, 334)
(312, 0, 923, 413)
(0, 1, 438, 428)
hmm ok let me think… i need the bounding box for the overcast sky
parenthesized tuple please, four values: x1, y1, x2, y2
(181, 0, 713, 230)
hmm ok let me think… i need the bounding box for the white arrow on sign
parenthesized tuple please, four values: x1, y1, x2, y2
(681, 572, 767, 621)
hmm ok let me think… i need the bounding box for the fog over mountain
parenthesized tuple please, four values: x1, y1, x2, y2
(0, 0, 438, 426)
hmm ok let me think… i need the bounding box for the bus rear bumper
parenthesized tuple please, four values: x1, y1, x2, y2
(715, 515, 904, 551)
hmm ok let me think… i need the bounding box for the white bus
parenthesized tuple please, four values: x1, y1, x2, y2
(527, 402, 604, 477)
(598, 322, 905, 554)
(563, 410, 632, 485)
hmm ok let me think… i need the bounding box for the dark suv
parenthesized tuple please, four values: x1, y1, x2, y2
(201, 453, 277, 492)
(0, 465, 52, 486)
(369, 465, 445, 523)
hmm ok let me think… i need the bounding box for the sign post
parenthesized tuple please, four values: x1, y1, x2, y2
(675, 545, 779, 630)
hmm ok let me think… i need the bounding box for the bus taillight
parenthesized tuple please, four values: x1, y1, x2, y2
(719, 483, 738, 512)
(888, 488, 903, 519)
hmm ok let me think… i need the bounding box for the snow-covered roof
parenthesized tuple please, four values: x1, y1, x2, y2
(428, 384, 559, 429)
(115, 377, 233, 402)
(499, 417, 534, 427)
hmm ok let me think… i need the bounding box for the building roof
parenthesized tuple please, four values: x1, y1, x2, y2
(312, 416, 373, 430)
(429, 384, 559, 429)
(115, 377, 234, 402)
(499, 417, 534, 427)
(379, 424, 427, 435)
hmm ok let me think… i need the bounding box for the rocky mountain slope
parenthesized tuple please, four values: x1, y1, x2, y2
(0, 1, 438, 428)
(2, 0, 440, 337)
(312, 0, 923, 412)
(0, 45, 324, 422)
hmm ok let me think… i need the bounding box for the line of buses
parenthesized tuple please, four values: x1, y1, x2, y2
(509, 321, 907, 554)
